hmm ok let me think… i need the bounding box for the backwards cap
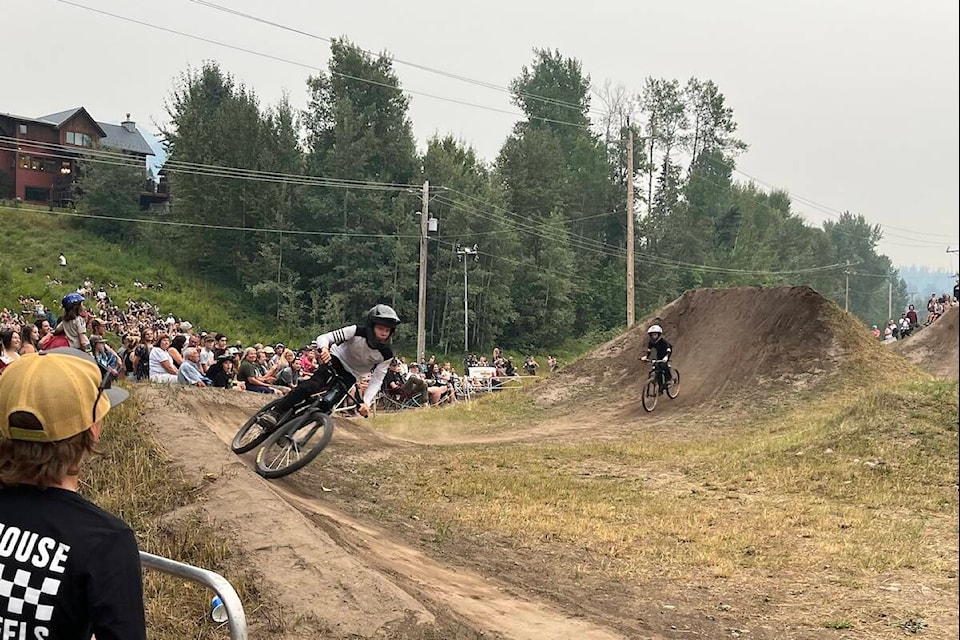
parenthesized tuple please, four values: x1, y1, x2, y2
(0, 348, 128, 443)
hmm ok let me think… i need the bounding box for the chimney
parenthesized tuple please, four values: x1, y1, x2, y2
(121, 113, 136, 133)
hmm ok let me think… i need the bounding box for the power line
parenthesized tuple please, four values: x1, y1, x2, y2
(187, 0, 603, 119)
(1, 137, 418, 192)
(54, 0, 590, 130)
(732, 167, 958, 241)
(0, 205, 419, 239)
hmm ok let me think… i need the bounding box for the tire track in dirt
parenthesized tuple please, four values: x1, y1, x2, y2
(182, 390, 629, 640)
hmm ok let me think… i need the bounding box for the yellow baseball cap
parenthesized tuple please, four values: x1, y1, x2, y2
(0, 348, 129, 442)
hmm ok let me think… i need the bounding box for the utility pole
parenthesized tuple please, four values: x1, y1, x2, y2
(626, 124, 635, 327)
(888, 278, 893, 320)
(844, 268, 850, 312)
(457, 244, 479, 355)
(416, 181, 429, 364)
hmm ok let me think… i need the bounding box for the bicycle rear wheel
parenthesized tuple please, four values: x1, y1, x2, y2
(232, 397, 284, 454)
(666, 368, 681, 399)
(255, 410, 334, 478)
(641, 379, 658, 412)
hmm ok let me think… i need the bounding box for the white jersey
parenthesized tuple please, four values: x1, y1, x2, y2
(316, 325, 392, 406)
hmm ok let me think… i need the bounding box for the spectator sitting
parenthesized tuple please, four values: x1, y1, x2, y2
(132, 328, 155, 381)
(91, 336, 121, 380)
(547, 355, 559, 372)
(207, 353, 242, 390)
(149, 333, 179, 384)
(168, 335, 186, 369)
(118, 333, 139, 381)
(0, 327, 21, 374)
(401, 363, 429, 406)
(238, 347, 279, 394)
(178, 347, 211, 387)
(19, 323, 40, 355)
(199, 335, 217, 374)
(275, 349, 301, 388)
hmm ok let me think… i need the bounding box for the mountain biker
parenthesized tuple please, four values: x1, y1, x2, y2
(260, 304, 400, 424)
(640, 324, 673, 389)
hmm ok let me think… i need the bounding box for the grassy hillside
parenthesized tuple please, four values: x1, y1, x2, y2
(0, 203, 305, 345)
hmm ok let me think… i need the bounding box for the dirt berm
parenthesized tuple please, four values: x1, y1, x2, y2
(890, 305, 959, 379)
(538, 285, 908, 414)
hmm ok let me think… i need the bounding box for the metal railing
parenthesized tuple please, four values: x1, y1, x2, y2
(139, 551, 247, 640)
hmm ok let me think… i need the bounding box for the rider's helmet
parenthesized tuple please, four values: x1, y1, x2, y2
(364, 304, 401, 349)
(61, 292, 85, 308)
(647, 324, 663, 341)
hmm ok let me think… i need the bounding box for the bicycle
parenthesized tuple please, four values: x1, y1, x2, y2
(230, 363, 361, 478)
(640, 358, 680, 413)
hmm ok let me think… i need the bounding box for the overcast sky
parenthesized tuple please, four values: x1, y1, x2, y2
(6, 0, 958, 271)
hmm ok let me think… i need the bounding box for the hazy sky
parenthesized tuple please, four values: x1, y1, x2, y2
(6, 0, 959, 271)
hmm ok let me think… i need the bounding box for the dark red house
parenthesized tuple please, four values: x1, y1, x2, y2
(0, 106, 163, 208)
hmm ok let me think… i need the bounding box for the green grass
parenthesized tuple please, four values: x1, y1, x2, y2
(358, 380, 959, 582)
(0, 203, 308, 345)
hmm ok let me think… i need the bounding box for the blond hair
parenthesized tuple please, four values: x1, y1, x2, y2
(0, 413, 97, 488)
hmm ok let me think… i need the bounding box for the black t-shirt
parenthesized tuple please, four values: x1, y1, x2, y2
(383, 369, 404, 393)
(646, 337, 673, 361)
(0, 485, 146, 640)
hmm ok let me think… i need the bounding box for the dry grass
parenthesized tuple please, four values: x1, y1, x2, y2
(361, 378, 959, 586)
(82, 389, 284, 639)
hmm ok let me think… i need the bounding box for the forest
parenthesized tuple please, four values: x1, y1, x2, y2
(74, 42, 909, 352)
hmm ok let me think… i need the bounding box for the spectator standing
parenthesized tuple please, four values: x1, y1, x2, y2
(523, 355, 539, 376)
(0, 347, 146, 640)
(906, 305, 919, 330)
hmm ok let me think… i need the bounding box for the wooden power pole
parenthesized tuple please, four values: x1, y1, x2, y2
(416, 181, 429, 363)
(626, 127, 635, 327)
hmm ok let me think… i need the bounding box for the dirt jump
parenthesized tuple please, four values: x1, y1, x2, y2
(139, 285, 954, 639)
(537, 285, 905, 417)
(890, 305, 959, 378)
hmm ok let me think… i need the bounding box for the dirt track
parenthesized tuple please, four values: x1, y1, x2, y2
(147, 387, 629, 639)
(140, 287, 956, 639)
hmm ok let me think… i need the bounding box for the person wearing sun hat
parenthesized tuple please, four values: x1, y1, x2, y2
(0, 348, 146, 639)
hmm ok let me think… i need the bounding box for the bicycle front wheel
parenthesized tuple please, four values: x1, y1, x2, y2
(232, 397, 284, 454)
(255, 410, 334, 479)
(641, 379, 658, 412)
(666, 368, 680, 399)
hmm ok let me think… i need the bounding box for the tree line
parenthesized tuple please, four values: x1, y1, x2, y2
(75, 42, 908, 352)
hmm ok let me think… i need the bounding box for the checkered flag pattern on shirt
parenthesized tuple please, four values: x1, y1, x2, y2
(0, 562, 62, 623)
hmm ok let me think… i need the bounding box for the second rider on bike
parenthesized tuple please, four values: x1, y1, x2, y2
(640, 323, 673, 390)
(260, 304, 400, 425)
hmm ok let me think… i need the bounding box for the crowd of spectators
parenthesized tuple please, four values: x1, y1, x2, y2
(874, 287, 958, 344)
(1, 278, 558, 408)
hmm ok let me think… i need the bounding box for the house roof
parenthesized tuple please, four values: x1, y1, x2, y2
(0, 112, 58, 127)
(38, 107, 107, 137)
(96, 121, 155, 156)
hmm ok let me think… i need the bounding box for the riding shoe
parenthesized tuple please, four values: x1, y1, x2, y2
(259, 410, 279, 427)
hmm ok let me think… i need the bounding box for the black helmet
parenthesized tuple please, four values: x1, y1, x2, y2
(364, 304, 401, 349)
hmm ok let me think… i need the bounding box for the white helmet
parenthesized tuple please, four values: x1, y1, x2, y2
(647, 325, 663, 335)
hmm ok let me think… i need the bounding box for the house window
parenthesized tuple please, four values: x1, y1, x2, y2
(19, 124, 27, 134)
(65, 131, 92, 147)
(24, 186, 49, 201)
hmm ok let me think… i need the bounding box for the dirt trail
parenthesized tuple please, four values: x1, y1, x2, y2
(153, 387, 628, 640)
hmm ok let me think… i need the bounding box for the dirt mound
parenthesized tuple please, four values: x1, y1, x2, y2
(539, 286, 905, 415)
(891, 305, 959, 378)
